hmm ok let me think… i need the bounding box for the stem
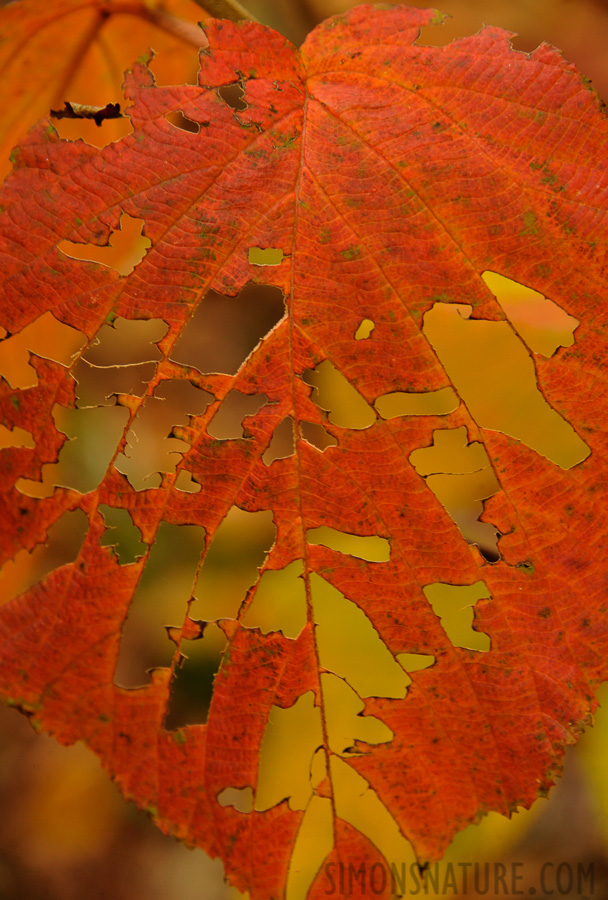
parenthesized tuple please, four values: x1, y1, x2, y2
(139, 6, 210, 45)
(100, 3, 210, 47)
(190, 0, 258, 23)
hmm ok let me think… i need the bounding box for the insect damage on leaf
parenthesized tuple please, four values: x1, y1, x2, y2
(1, 5, 608, 900)
(50, 100, 123, 126)
(58, 213, 151, 275)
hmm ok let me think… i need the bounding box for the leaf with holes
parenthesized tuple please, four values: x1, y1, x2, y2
(1, 6, 608, 898)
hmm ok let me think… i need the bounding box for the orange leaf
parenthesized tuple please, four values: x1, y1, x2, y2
(1, 6, 608, 898)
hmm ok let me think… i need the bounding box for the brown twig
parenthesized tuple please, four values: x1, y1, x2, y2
(50, 101, 123, 126)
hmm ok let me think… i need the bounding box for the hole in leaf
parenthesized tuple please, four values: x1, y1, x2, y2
(164, 622, 227, 729)
(311, 573, 409, 699)
(113, 522, 205, 689)
(58, 213, 151, 276)
(410, 426, 501, 561)
(174, 469, 201, 493)
(482, 271, 579, 357)
(286, 796, 333, 900)
(307, 527, 390, 562)
(321, 673, 393, 755)
(207, 390, 268, 440)
(375, 386, 458, 418)
(190, 507, 275, 621)
(0, 425, 35, 450)
(354, 318, 375, 340)
(299, 421, 338, 451)
(410, 426, 490, 477)
(166, 505, 274, 726)
(241, 559, 306, 638)
(255, 692, 324, 812)
(115, 380, 213, 491)
(218, 81, 247, 111)
(75, 360, 159, 408)
(248, 247, 284, 266)
(0, 312, 86, 390)
(250, 579, 417, 886)
(170, 283, 285, 375)
(416, 12, 464, 48)
(328, 756, 416, 874)
(165, 110, 200, 133)
(422, 301, 590, 469)
(242, 560, 307, 638)
(423, 582, 491, 652)
(0, 509, 88, 604)
(262, 415, 295, 465)
(99, 505, 146, 565)
(396, 652, 435, 672)
(217, 786, 254, 813)
(83, 317, 167, 366)
(53, 111, 132, 147)
(74, 316, 168, 408)
(426, 470, 501, 562)
(16, 404, 130, 497)
(303, 360, 376, 430)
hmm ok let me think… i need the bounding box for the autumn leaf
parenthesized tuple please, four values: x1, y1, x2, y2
(1, 5, 608, 898)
